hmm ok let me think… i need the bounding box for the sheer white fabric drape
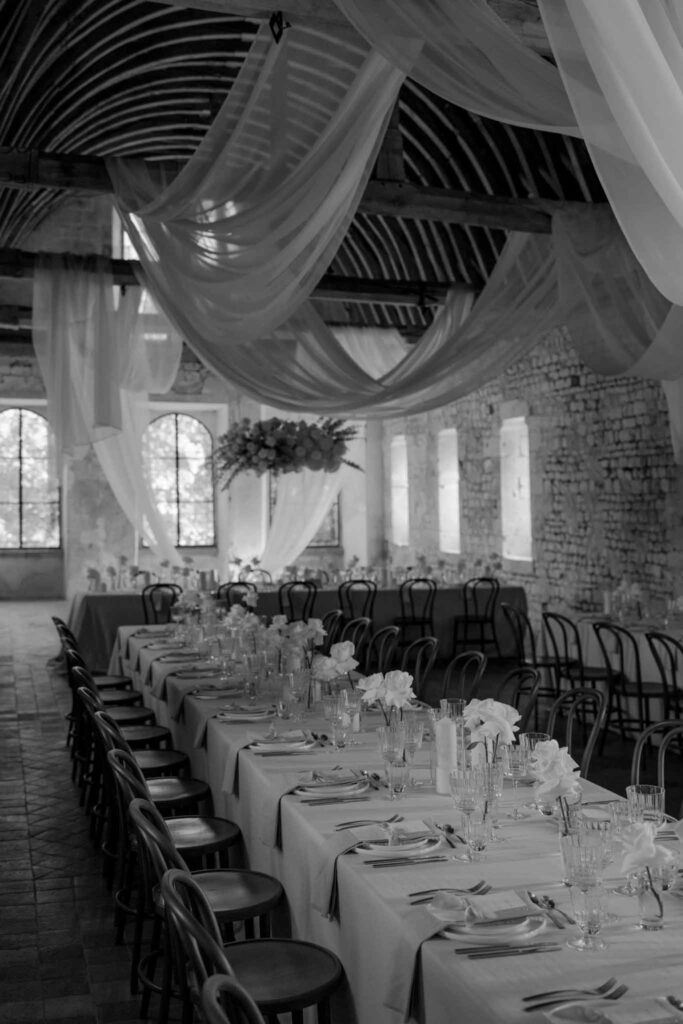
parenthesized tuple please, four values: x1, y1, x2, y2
(32, 258, 183, 562)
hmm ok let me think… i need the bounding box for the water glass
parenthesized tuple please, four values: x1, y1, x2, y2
(385, 759, 409, 800)
(331, 713, 350, 750)
(377, 724, 406, 763)
(626, 784, 665, 830)
(559, 830, 605, 889)
(520, 731, 550, 757)
(465, 808, 488, 861)
(449, 767, 486, 843)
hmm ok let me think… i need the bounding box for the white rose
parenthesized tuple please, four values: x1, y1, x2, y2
(383, 670, 416, 708)
(358, 673, 386, 704)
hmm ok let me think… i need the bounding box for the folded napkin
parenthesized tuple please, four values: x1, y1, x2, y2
(429, 890, 531, 926)
(384, 906, 449, 1020)
(257, 770, 307, 849)
(311, 830, 369, 921)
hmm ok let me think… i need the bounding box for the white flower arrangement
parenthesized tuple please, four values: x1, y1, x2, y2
(528, 738, 582, 831)
(619, 821, 677, 915)
(213, 416, 360, 487)
(463, 698, 520, 762)
(311, 641, 358, 682)
(358, 669, 416, 725)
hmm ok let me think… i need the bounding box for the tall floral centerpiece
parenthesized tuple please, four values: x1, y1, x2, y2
(463, 698, 520, 765)
(311, 641, 358, 689)
(212, 416, 360, 487)
(357, 670, 417, 726)
(619, 822, 677, 930)
(528, 739, 582, 833)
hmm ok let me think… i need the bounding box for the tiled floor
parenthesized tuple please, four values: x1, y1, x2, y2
(0, 601, 182, 1024)
(0, 601, 678, 1024)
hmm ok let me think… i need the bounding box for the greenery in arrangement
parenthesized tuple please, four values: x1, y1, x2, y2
(213, 416, 360, 487)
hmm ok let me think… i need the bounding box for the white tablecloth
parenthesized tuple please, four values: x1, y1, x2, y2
(111, 624, 683, 1024)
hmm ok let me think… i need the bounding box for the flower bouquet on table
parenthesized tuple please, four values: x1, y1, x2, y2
(463, 698, 520, 765)
(311, 641, 358, 687)
(619, 822, 678, 929)
(357, 669, 416, 726)
(527, 739, 582, 832)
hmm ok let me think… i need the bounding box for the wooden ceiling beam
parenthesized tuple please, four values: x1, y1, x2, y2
(0, 147, 599, 233)
(0, 250, 456, 307)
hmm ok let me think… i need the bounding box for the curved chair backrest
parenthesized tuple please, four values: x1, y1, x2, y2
(128, 797, 189, 886)
(107, 746, 150, 806)
(500, 602, 539, 665)
(630, 719, 683, 786)
(441, 651, 487, 702)
(398, 578, 437, 623)
(364, 625, 400, 676)
(339, 617, 372, 661)
(400, 636, 439, 701)
(142, 583, 180, 624)
(242, 568, 272, 585)
(494, 668, 542, 733)
(645, 631, 682, 719)
(320, 609, 344, 654)
(593, 620, 642, 684)
(338, 580, 378, 621)
(542, 610, 583, 675)
(201, 974, 267, 1024)
(545, 687, 607, 779)
(69, 659, 100, 695)
(160, 868, 233, 1003)
(52, 615, 79, 650)
(463, 577, 500, 620)
(278, 580, 317, 622)
(216, 581, 257, 609)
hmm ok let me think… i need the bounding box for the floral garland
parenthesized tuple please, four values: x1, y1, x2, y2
(213, 416, 360, 487)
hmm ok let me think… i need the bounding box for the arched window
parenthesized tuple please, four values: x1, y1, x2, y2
(0, 408, 60, 549)
(142, 413, 215, 547)
(500, 415, 532, 562)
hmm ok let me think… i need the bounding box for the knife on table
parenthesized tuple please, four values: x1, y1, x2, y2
(300, 796, 372, 806)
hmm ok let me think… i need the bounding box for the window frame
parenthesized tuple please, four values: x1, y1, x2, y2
(0, 403, 62, 551)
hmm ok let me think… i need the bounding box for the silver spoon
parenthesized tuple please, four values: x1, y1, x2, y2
(528, 891, 575, 925)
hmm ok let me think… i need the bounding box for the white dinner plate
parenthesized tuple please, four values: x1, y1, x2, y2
(543, 1003, 616, 1024)
(157, 652, 200, 662)
(251, 740, 318, 753)
(217, 708, 276, 723)
(192, 688, 243, 700)
(174, 668, 221, 679)
(145, 641, 186, 650)
(440, 914, 545, 943)
(296, 780, 369, 796)
(357, 835, 441, 857)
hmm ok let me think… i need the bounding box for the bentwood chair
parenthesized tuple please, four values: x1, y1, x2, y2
(544, 687, 607, 780)
(400, 636, 439, 702)
(451, 577, 501, 658)
(142, 583, 181, 624)
(128, 799, 283, 1021)
(393, 578, 437, 646)
(278, 580, 317, 622)
(363, 625, 400, 676)
(500, 602, 559, 701)
(494, 667, 542, 733)
(644, 630, 683, 721)
(441, 650, 487, 702)
(201, 974, 267, 1024)
(339, 616, 372, 664)
(593, 620, 667, 747)
(542, 611, 611, 694)
(630, 720, 683, 791)
(319, 609, 344, 654)
(216, 581, 258, 610)
(160, 867, 343, 1024)
(338, 579, 377, 627)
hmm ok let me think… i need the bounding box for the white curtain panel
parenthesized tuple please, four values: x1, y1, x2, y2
(332, 0, 578, 134)
(32, 257, 183, 561)
(540, 0, 683, 304)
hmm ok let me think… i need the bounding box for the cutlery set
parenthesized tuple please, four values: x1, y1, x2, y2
(408, 881, 491, 904)
(521, 980, 628, 1012)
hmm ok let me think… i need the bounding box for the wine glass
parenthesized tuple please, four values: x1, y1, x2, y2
(449, 767, 486, 859)
(504, 744, 529, 819)
(567, 885, 608, 952)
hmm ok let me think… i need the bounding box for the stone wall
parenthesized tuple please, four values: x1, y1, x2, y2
(383, 328, 679, 623)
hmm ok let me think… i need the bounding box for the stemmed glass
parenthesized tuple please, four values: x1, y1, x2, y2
(377, 725, 407, 800)
(504, 744, 529, 819)
(449, 767, 487, 860)
(560, 831, 608, 952)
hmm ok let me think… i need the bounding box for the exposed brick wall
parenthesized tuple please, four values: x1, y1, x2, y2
(383, 328, 679, 623)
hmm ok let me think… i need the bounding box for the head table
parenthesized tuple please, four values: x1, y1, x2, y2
(70, 581, 527, 674)
(108, 624, 683, 1024)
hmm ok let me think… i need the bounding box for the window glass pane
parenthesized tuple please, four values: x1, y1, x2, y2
(437, 428, 460, 553)
(0, 503, 20, 546)
(500, 417, 532, 562)
(0, 458, 19, 496)
(0, 409, 60, 549)
(22, 503, 60, 548)
(143, 412, 215, 547)
(390, 435, 409, 547)
(0, 410, 20, 454)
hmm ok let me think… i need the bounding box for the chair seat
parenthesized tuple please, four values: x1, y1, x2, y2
(394, 615, 432, 625)
(93, 673, 133, 689)
(147, 777, 212, 813)
(98, 688, 143, 707)
(192, 869, 283, 923)
(225, 938, 343, 1013)
(566, 664, 612, 682)
(105, 705, 156, 727)
(617, 680, 668, 697)
(134, 749, 189, 777)
(166, 816, 241, 857)
(121, 724, 171, 749)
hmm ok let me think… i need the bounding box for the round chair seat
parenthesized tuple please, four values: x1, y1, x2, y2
(92, 673, 133, 690)
(225, 938, 343, 1013)
(135, 748, 189, 778)
(98, 688, 143, 708)
(121, 723, 171, 749)
(153, 869, 283, 926)
(105, 705, 156, 727)
(166, 815, 241, 858)
(147, 777, 211, 813)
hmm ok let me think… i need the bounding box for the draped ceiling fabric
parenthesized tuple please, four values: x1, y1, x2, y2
(32, 257, 183, 562)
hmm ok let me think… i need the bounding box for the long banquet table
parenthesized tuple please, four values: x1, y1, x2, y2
(108, 624, 683, 1024)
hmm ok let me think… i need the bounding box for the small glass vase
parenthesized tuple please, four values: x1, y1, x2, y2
(535, 790, 582, 833)
(635, 869, 664, 931)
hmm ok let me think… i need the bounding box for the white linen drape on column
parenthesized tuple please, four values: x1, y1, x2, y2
(32, 258, 183, 561)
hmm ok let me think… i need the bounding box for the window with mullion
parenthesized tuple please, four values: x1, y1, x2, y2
(0, 408, 60, 549)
